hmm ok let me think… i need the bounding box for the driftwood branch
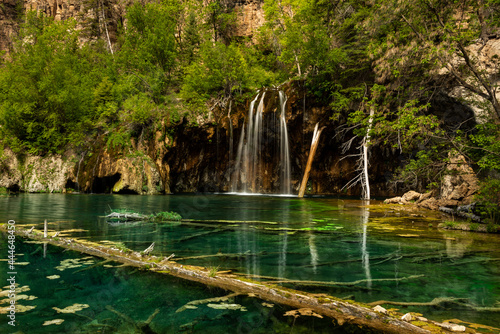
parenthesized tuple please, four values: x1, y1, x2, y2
(368, 297, 500, 312)
(175, 251, 265, 261)
(106, 305, 160, 333)
(264, 275, 425, 288)
(176, 292, 241, 313)
(74, 259, 112, 274)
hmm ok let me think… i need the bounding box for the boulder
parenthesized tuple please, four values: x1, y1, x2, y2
(419, 197, 439, 211)
(440, 153, 479, 203)
(402, 190, 421, 202)
(383, 196, 402, 204)
(416, 191, 434, 203)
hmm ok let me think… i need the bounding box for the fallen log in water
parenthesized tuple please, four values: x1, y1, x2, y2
(105, 211, 148, 222)
(3, 224, 469, 334)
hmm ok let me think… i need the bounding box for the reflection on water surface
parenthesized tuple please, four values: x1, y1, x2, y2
(1, 193, 499, 333)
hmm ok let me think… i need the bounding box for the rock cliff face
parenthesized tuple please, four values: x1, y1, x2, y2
(0, 0, 265, 54)
(0, 148, 75, 192)
(232, 0, 265, 40)
(0, 0, 21, 53)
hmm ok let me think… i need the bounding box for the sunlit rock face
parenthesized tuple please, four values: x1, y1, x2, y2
(75, 149, 164, 195)
(0, 148, 76, 193)
(232, 0, 265, 41)
(25, 0, 83, 20)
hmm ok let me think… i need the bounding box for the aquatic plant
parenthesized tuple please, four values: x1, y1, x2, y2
(443, 221, 457, 228)
(208, 266, 220, 278)
(105, 208, 182, 223)
(149, 211, 182, 222)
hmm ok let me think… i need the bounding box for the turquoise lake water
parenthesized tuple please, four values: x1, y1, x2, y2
(1, 193, 499, 333)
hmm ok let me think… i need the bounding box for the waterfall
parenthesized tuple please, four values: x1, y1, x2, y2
(75, 152, 86, 192)
(231, 89, 292, 194)
(279, 91, 291, 195)
(228, 101, 233, 164)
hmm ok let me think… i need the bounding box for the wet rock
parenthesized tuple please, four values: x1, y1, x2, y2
(0, 148, 22, 190)
(401, 313, 413, 321)
(439, 203, 482, 222)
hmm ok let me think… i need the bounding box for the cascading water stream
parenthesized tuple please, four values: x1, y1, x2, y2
(231, 90, 292, 194)
(279, 91, 291, 195)
(228, 101, 233, 164)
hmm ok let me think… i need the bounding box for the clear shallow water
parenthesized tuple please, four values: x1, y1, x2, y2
(1, 193, 500, 333)
(0, 238, 340, 334)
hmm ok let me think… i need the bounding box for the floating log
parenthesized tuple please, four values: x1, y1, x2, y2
(264, 275, 424, 288)
(104, 211, 148, 222)
(174, 229, 226, 243)
(175, 251, 266, 261)
(3, 224, 453, 334)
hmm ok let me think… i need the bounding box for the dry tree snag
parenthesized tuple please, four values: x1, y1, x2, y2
(298, 123, 325, 198)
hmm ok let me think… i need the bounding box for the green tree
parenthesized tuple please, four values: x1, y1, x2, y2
(0, 13, 107, 153)
(181, 41, 274, 113)
(368, 0, 500, 123)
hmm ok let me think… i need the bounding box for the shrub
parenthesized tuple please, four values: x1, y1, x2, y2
(475, 178, 500, 225)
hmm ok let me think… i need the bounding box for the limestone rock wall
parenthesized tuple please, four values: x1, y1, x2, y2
(0, 148, 76, 192)
(233, 0, 265, 40)
(76, 150, 163, 195)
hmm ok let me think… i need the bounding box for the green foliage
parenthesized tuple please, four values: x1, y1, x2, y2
(150, 211, 182, 222)
(475, 178, 500, 224)
(208, 265, 220, 277)
(443, 221, 457, 228)
(469, 123, 500, 171)
(120, 1, 179, 75)
(0, 13, 107, 153)
(181, 41, 274, 110)
(106, 128, 131, 151)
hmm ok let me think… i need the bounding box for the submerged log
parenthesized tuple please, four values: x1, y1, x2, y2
(368, 297, 500, 312)
(4, 225, 452, 334)
(175, 292, 240, 313)
(106, 305, 160, 334)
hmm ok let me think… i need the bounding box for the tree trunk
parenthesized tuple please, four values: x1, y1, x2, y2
(298, 123, 324, 198)
(361, 108, 374, 200)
